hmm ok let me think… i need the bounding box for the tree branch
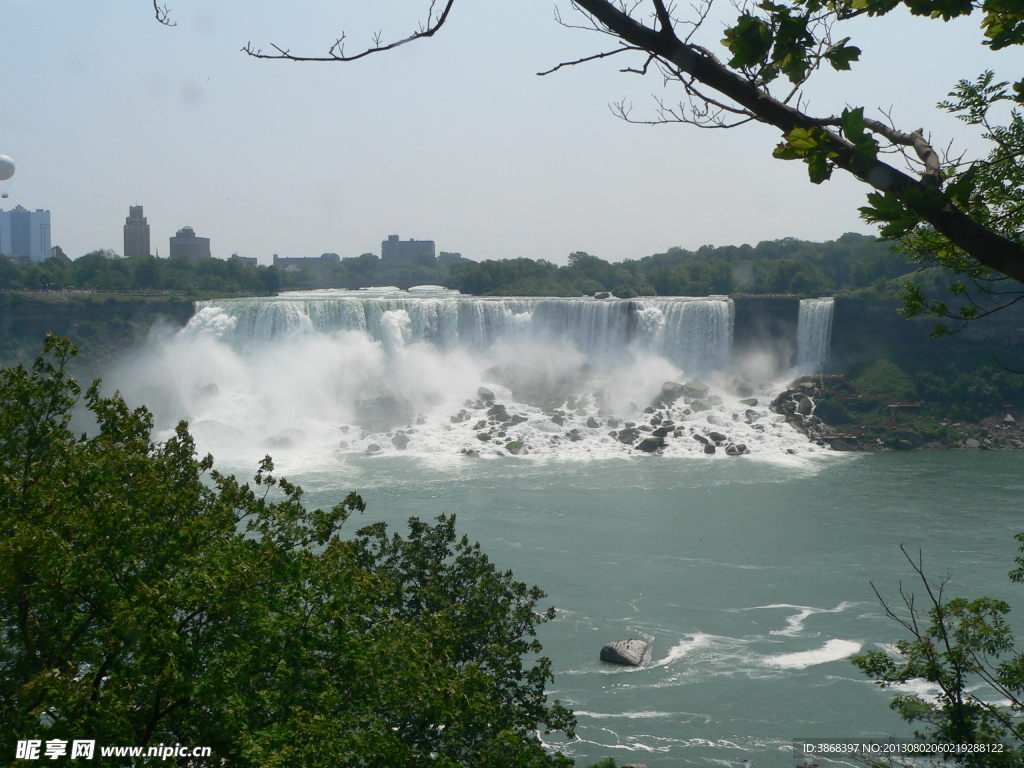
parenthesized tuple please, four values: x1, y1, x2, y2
(569, 0, 1024, 284)
(242, 0, 455, 62)
(537, 46, 641, 76)
(153, 0, 174, 27)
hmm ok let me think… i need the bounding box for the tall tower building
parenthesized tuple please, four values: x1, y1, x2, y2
(0, 206, 51, 262)
(123, 205, 151, 258)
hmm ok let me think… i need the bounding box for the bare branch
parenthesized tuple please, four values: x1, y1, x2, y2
(243, 0, 456, 62)
(153, 0, 174, 26)
(537, 46, 641, 76)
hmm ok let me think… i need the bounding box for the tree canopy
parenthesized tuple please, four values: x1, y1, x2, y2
(0, 336, 575, 766)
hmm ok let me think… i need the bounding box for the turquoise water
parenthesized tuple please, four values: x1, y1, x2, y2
(257, 451, 1024, 767)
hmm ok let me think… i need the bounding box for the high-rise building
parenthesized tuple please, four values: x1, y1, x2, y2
(169, 226, 211, 263)
(0, 206, 51, 262)
(123, 205, 151, 258)
(381, 234, 436, 266)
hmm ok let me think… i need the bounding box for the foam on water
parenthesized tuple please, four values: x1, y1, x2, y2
(110, 288, 840, 471)
(762, 639, 863, 669)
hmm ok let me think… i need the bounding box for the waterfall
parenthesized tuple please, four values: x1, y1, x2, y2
(795, 297, 834, 372)
(113, 288, 830, 464)
(189, 289, 735, 377)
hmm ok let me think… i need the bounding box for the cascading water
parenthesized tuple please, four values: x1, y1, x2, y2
(794, 297, 834, 372)
(188, 289, 734, 373)
(112, 288, 826, 467)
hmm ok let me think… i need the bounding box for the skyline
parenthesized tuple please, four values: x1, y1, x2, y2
(2, 2, 1018, 266)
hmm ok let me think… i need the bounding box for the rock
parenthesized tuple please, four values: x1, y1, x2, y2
(692, 433, 709, 445)
(740, 398, 759, 406)
(599, 639, 652, 666)
(505, 440, 526, 455)
(653, 381, 687, 406)
(617, 428, 639, 444)
(476, 432, 491, 442)
(636, 437, 665, 452)
(1005, 414, 1017, 425)
(827, 439, 854, 451)
(473, 420, 487, 430)
(706, 394, 723, 406)
(683, 381, 710, 400)
(708, 431, 727, 443)
(643, 406, 655, 414)
(744, 409, 762, 423)
(796, 397, 813, 415)
(734, 381, 754, 398)
(338, 441, 349, 449)
(607, 417, 620, 428)
(725, 443, 749, 456)
(487, 404, 510, 421)
(462, 448, 479, 458)
(477, 386, 495, 402)
(638, 424, 653, 432)
(965, 437, 981, 449)
(587, 416, 601, 428)
(551, 413, 565, 426)
(690, 399, 708, 412)
(366, 443, 381, 453)
(391, 433, 410, 450)
(416, 416, 426, 425)
(195, 382, 219, 398)
(652, 426, 671, 438)
(509, 414, 528, 426)
(894, 430, 923, 449)
(704, 443, 716, 454)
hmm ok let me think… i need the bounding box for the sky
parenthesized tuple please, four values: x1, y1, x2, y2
(1, 1, 1019, 265)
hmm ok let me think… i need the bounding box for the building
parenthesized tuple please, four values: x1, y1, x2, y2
(381, 235, 436, 266)
(230, 253, 258, 266)
(123, 205, 151, 258)
(169, 226, 211, 264)
(272, 253, 340, 272)
(49, 246, 71, 264)
(0, 206, 51, 262)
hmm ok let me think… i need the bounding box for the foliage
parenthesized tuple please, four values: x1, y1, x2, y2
(852, 545, 1024, 766)
(0, 336, 575, 767)
(445, 233, 909, 297)
(813, 396, 852, 425)
(0, 249, 472, 294)
(867, 73, 1024, 335)
(850, 359, 919, 400)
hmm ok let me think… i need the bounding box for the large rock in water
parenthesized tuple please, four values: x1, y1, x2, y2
(653, 381, 687, 407)
(683, 381, 710, 400)
(600, 639, 652, 667)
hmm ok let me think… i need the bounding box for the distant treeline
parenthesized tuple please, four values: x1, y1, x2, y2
(0, 250, 472, 295)
(0, 251, 281, 295)
(1, 233, 913, 297)
(445, 233, 913, 298)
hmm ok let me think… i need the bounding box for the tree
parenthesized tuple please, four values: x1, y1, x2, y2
(852, 545, 1024, 766)
(210, 0, 1022, 328)
(0, 336, 575, 766)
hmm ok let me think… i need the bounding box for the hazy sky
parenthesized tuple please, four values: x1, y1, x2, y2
(1, 1, 1018, 265)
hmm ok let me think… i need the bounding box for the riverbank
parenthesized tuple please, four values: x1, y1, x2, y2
(773, 374, 1022, 451)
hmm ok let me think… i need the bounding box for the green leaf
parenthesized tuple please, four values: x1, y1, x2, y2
(722, 14, 774, 68)
(824, 40, 861, 70)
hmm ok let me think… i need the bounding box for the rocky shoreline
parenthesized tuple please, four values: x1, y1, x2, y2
(773, 375, 1023, 451)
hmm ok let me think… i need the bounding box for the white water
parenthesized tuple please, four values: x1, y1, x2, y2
(794, 297, 834, 372)
(112, 288, 835, 470)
